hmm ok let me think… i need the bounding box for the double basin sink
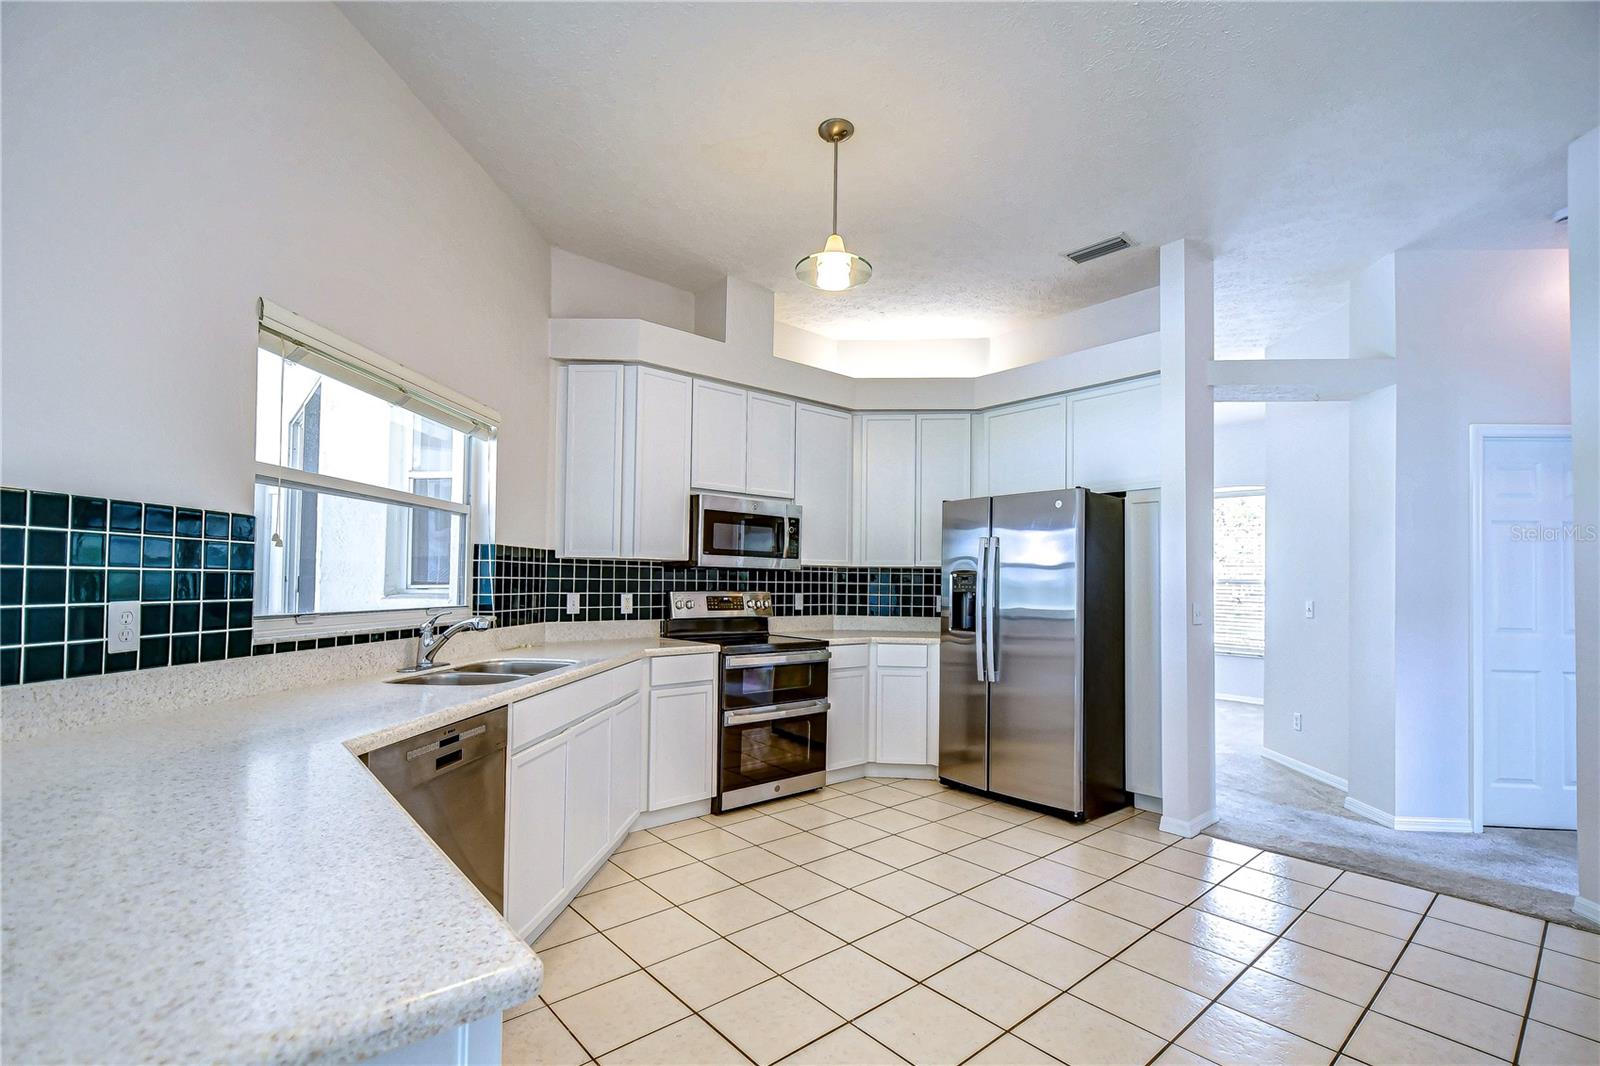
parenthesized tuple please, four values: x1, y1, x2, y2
(388, 659, 576, 687)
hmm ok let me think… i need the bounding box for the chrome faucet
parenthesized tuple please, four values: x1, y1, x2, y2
(402, 611, 493, 672)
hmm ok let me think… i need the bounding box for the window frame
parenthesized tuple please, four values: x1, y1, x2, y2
(1213, 487, 1266, 658)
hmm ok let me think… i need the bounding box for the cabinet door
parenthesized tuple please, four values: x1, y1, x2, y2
(874, 665, 931, 765)
(627, 366, 693, 559)
(1068, 378, 1161, 492)
(746, 392, 797, 499)
(505, 732, 567, 937)
(795, 404, 853, 565)
(916, 414, 971, 566)
(648, 684, 716, 810)
(609, 691, 644, 839)
(563, 711, 611, 886)
(981, 396, 1067, 497)
(827, 665, 869, 770)
(691, 379, 748, 493)
(856, 413, 918, 564)
(562, 365, 625, 556)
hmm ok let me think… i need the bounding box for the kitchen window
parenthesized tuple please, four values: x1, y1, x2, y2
(1214, 490, 1265, 657)
(252, 300, 498, 638)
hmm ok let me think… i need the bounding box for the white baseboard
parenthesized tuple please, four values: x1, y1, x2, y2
(1133, 793, 1162, 814)
(636, 799, 711, 830)
(828, 763, 937, 783)
(1573, 896, 1600, 926)
(1159, 808, 1218, 837)
(1343, 796, 1474, 833)
(1343, 796, 1396, 828)
(1260, 747, 1349, 792)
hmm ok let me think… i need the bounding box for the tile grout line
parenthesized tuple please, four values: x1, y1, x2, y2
(1325, 887, 1436, 1065)
(1509, 921, 1550, 1064)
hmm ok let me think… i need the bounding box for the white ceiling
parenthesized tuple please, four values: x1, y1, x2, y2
(345, 2, 1596, 358)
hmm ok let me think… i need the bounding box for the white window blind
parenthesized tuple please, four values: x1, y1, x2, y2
(1214, 492, 1265, 656)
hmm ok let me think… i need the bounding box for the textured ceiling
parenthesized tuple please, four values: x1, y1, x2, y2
(344, 2, 1597, 357)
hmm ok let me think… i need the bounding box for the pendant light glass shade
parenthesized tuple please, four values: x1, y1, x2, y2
(796, 233, 872, 291)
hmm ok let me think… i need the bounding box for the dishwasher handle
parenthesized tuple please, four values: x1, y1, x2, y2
(368, 707, 509, 788)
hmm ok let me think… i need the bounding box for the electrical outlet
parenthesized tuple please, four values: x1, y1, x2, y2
(794, 593, 804, 611)
(565, 593, 580, 616)
(106, 600, 140, 653)
(1305, 599, 1315, 619)
(620, 593, 634, 615)
(1293, 712, 1303, 732)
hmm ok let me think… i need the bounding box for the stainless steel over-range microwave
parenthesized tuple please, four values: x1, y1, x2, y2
(689, 494, 802, 570)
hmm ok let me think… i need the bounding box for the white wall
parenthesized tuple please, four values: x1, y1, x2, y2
(1, 3, 554, 545)
(1266, 305, 1350, 361)
(1348, 385, 1399, 815)
(550, 247, 695, 333)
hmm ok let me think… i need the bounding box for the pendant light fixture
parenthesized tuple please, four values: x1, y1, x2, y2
(796, 118, 872, 291)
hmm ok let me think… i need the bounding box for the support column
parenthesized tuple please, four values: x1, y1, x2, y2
(1157, 239, 1217, 836)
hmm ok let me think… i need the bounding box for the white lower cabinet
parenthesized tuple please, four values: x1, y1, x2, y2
(647, 655, 717, 811)
(873, 668, 932, 765)
(505, 732, 568, 937)
(827, 647, 870, 771)
(609, 691, 644, 839)
(829, 641, 940, 771)
(562, 710, 611, 881)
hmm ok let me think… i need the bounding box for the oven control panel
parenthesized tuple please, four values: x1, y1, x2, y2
(669, 590, 773, 618)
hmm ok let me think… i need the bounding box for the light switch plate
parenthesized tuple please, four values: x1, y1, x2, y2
(107, 600, 140, 653)
(1293, 712, 1303, 732)
(1305, 599, 1315, 619)
(1191, 602, 1203, 626)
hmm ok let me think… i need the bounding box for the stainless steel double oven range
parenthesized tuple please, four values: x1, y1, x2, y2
(663, 592, 830, 812)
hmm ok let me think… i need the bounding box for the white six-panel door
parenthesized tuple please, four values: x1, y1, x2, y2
(1478, 431, 1577, 830)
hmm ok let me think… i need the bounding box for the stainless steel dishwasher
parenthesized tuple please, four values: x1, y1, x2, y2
(365, 706, 508, 913)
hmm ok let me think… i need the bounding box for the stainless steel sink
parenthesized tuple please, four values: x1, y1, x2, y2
(454, 659, 576, 676)
(388, 671, 523, 686)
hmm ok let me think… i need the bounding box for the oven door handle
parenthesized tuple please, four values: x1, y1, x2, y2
(723, 649, 832, 669)
(723, 698, 830, 727)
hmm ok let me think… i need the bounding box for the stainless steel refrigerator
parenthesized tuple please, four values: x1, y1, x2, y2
(939, 488, 1128, 820)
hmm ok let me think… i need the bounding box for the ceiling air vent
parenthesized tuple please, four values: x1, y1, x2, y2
(1063, 234, 1132, 264)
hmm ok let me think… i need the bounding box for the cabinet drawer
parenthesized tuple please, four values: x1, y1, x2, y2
(828, 643, 869, 670)
(651, 653, 716, 687)
(875, 643, 929, 668)
(512, 662, 641, 751)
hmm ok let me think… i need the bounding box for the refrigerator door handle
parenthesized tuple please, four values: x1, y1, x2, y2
(975, 537, 990, 682)
(986, 535, 1000, 683)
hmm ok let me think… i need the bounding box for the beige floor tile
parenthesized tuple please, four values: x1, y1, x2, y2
(1547, 922, 1600, 964)
(1118, 930, 1245, 997)
(857, 835, 942, 869)
(1220, 967, 1362, 1049)
(798, 889, 905, 941)
(1145, 846, 1240, 884)
(786, 944, 916, 1018)
(1195, 884, 1300, 934)
(1115, 862, 1211, 904)
(681, 884, 787, 935)
(641, 861, 740, 905)
(816, 794, 886, 818)
(617, 829, 661, 852)
(811, 818, 891, 848)
(1342, 1010, 1501, 1066)
(892, 778, 953, 797)
(1175, 1002, 1334, 1066)
(925, 952, 1058, 1028)
(991, 824, 1076, 857)
(577, 860, 636, 895)
(534, 908, 598, 951)
(1152, 1045, 1220, 1066)
(859, 808, 929, 834)
(729, 815, 808, 844)
(915, 895, 1024, 948)
(856, 986, 1002, 1066)
(537, 933, 642, 1003)
(985, 924, 1108, 989)
(764, 832, 848, 865)
(951, 838, 1034, 873)
(702, 976, 845, 1066)
(1177, 835, 1260, 866)
(940, 810, 1015, 837)
(964, 875, 1068, 921)
(826, 776, 878, 794)
(1518, 1020, 1600, 1066)
(905, 854, 995, 893)
(703, 845, 796, 883)
(503, 988, 543, 1022)
(1308, 891, 1421, 939)
(646, 938, 775, 1011)
(503, 1005, 589, 1066)
(1082, 829, 1165, 861)
(604, 907, 720, 967)
(1332, 870, 1434, 913)
(857, 784, 921, 807)
(855, 869, 954, 914)
(1078, 880, 1184, 928)
(900, 821, 981, 852)
(1285, 912, 1406, 970)
(1411, 915, 1539, 975)
(1014, 993, 1166, 1066)
(610, 841, 695, 879)
(1253, 939, 1387, 1006)
(696, 805, 766, 827)
(549, 970, 691, 1057)
(1221, 867, 1324, 909)
(934, 789, 991, 811)
(1428, 894, 1543, 944)
(976, 802, 1045, 826)
(1011, 857, 1106, 898)
(1073, 959, 1208, 1038)
(1035, 900, 1147, 956)
(805, 849, 897, 888)
(1050, 842, 1140, 878)
(1540, 947, 1600, 997)
(856, 917, 974, 980)
(1245, 850, 1340, 887)
(770, 804, 850, 831)
(1393, 942, 1532, 1013)
(677, 827, 762, 860)
(777, 1023, 906, 1065)
(729, 912, 846, 973)
(1160, 906, 1277, 964)
(653, 817, 721, 840)
(1373, 974, 1523, 1060)
(762, 794, 820, 813)
(1529, 980, 1600, 1042)
(1114, 817, 1184, 845)
(598, 1014, 747, 1065)
(749, 866, 848, 909)
(897, 796, 970, 822)
(964, 1033, 1065, 1065)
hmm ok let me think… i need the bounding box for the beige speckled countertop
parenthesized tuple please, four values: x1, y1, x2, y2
(0, 636, 707, 1065)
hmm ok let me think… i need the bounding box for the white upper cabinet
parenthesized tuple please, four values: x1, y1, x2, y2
(625, 366, 693, 559)
(975, 395, 1068, 497)
(855, 413, 918, 565)
(915, 414, 971, 567)
(745, 392, 797, 498)
(561, 364, 626, 557)
(691, 379, 748, 493)
(795, 403, 852, 565)
(1068, 377, 1161, 492)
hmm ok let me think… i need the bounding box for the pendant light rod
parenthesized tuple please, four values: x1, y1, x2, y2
(797, 118, 871, 291)
(832, 138, 839, 234)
